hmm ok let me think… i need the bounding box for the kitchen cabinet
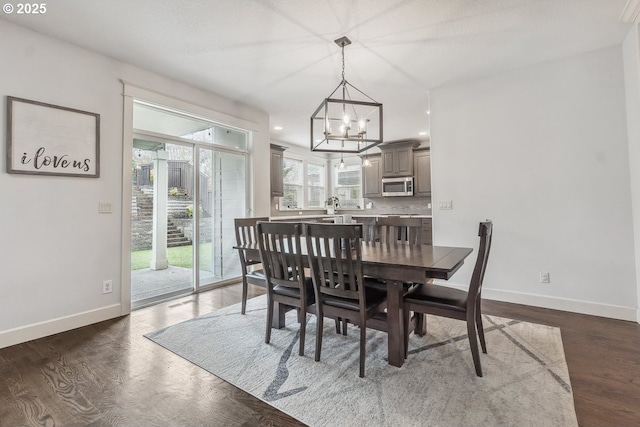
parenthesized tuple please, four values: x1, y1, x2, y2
(380, 140, 419, 177)
(362, 154, 382, 197)
(270, 144, 285, 197)
(413, 149, 431, 196)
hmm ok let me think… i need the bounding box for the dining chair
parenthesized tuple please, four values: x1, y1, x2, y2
(403, 220, 493, 376)
(256, 221, 314, 356)
(304, 223, 388, 377)
(234, 217, 269, 315)
(375, 216, 423, 245)
(363, 216, 425, 293)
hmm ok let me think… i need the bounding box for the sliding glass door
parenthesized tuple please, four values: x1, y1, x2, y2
(131, 101, 249, 307)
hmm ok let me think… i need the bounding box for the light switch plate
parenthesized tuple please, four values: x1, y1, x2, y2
(438, 200, 453, 210)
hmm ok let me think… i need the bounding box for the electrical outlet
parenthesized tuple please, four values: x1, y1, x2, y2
(539, 272, 550, 283)
(98, 202, 112, 214)
(103, 280, 113, 294)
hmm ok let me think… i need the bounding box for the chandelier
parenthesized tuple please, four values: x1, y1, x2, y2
(310, 36, 383, 154)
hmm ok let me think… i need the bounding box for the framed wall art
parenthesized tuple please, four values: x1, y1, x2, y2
(6, 96, 100, 177)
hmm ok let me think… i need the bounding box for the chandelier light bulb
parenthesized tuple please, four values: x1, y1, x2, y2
(358, 118, 366, 134)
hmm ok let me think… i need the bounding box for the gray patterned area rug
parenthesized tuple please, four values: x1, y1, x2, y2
(145, 295, 578, 427)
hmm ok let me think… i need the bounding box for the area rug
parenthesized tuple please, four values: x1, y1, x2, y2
(145, 295, 578, 426)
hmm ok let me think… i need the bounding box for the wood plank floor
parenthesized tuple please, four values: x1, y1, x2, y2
(0, 284, 638, 426)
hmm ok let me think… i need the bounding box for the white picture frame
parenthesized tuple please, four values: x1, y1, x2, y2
(6, 96, 100, 177)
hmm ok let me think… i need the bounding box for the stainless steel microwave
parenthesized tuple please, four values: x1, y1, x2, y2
(382, 176, 414, 197)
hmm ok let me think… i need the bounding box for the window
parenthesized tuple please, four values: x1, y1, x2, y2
(334, 164, 362, 209)
(307, 162, 326, 208)
(283, 158, 303, 209)
(281, 156, 327, 209)
(133, 102, 248, 150)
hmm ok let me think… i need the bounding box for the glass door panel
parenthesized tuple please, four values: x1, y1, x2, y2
(197, 148, 214, 286)
(131, 141, 194, 307)
(197, 148, 246, 288)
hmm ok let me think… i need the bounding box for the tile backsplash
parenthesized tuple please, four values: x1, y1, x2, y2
(358, 196, 431, 216)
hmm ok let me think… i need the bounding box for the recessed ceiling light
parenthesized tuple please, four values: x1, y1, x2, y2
(426, 110, 431, 115)
(273, 126, 283, 131)
(419, 131, 428, 136)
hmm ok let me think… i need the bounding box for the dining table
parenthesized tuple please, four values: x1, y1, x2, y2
(234, 238, 473, 368)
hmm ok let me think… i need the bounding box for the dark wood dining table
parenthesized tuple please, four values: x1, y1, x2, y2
(234, 240, 473, 368)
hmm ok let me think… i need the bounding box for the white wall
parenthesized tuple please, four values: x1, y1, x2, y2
(622, 24, 640, 323)
(0, 19, 270, 348)
(430, 46, 638, 320)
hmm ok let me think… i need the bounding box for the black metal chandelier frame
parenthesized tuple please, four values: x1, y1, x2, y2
(310, 36, 383, 154)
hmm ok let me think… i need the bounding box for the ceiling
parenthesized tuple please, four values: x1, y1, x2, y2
(2, 0, 634, 149)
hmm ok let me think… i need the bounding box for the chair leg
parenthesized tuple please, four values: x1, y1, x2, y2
(467, 318, 483, 377)
(415, 312, 426, 336)
(359, 323, 366, 378)
(423, 313, 427, 335)
(315, 313, 323, 362)
(403, 306, 411, 359)
(265, 294, 273, 344)
(476, 301, 487, 354)
(241, 275, 248, 315)
(299, 308, 306, 356)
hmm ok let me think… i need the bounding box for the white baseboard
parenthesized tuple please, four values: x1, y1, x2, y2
(483, 288, 637, 321)
(435, 282, 638, 322)
(0, 304, 123, 349)
(2, 289, 637, 349)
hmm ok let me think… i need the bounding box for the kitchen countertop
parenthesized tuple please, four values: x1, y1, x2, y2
(351, 214, 432, 219)
(270, 214, 432, 221)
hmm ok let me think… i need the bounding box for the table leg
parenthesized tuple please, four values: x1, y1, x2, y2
(387, 281, 405, 367)
(273, 301, 288, 329)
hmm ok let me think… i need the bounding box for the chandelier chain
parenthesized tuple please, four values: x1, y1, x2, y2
(341, 44, 345, 82)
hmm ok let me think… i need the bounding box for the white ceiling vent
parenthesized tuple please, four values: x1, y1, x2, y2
(621, 0, 640, 23)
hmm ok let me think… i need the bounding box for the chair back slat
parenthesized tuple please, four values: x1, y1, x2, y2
(358, 217, 378, 243)
(375, 217, 423, 245)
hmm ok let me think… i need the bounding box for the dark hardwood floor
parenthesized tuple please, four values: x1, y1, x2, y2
(483, 299, 640, 427)
(1, 283, 638, 426)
